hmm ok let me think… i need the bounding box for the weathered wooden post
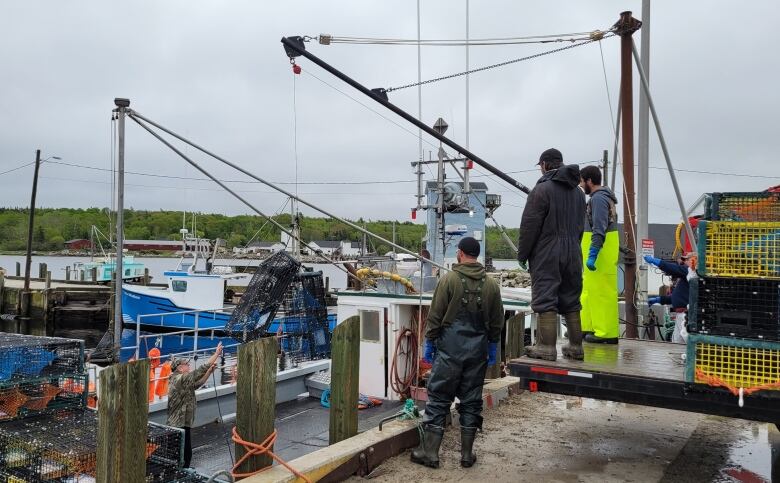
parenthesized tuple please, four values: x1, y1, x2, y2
(65, 266, 71, 281)
(15, 262, 20, 277)
(97, 359, 150, 483)
(235, 337, 278, 474)
(80, 268, 85, 281)
(91, 267, 98, 282)
(38, 263, 45, 279)
(505, 312, 526, 360)
(45, 271, 51, 290)
(143, 268, 150, 286)
(0, 271, 4, 313)
(329, 315, 360, 444)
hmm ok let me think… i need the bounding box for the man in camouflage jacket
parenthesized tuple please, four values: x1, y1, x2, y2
(167, 342, 222, 467)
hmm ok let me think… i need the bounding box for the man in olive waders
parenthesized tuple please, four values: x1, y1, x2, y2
(412, 237, 505, 469)
(517, 148, 586, 361)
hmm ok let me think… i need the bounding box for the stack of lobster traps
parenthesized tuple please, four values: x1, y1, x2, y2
(686, 191, 780, 400)
(0, 333, 207, 482)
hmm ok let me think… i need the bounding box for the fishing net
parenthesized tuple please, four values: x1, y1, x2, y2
(278, 271, 332, 369)
(226, 251, 301, 342)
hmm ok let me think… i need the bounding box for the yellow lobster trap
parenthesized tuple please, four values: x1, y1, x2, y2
(686, 334, 780, 399)
(697, 221, 780, 280)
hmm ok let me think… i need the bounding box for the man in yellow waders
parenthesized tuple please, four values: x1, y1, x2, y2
(579, 166, 619, 344)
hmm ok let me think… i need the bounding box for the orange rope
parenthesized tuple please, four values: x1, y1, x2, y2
(695, 368, 780, 396)
(231, 427, 312, 482)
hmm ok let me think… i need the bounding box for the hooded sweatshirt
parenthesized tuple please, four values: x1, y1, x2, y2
(587, 186, 619, 250)
(425, 262, 505, 342)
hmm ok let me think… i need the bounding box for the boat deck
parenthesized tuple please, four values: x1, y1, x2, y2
(191, 396, 403, 477)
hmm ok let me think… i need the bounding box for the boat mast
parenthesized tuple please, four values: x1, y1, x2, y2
(113, 97, 129, 351)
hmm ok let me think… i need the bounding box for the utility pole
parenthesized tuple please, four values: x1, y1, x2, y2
(602, 149, 609, 188)
(23, 150, 41, 294)
(114, 98, 129, 351)
(617, 11, 642, 339)
(637, 0, 651, 336)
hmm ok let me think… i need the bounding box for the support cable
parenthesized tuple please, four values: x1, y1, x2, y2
(128, 110, 449, 273)
(631, 39, 697, 252)
(127, 113, 363, 284)
(386, 33, 615, 92)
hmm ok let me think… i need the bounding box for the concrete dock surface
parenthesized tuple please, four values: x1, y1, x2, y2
(355, 392, 779, 483)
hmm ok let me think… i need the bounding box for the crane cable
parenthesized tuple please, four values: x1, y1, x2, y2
(386, 31, 616, 92)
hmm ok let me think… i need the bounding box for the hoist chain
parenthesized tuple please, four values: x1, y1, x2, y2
(386, 33, 616, 93)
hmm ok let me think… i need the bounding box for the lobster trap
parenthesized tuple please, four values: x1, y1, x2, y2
(0, 409, 185, 482)
(685, 334, 780, 397)
(0, 373, 88, 422)
(0, 334, 84, 382)
(704, 191, 780, 222)
(697, 221, 780, 279)
(226, 251, 301, 342)
(688, 277, 780, 341)
(277, 271, 331, 369)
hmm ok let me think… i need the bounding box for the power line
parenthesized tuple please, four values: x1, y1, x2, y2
(649, 165, 780, 180)
(0, 161, 36, 176)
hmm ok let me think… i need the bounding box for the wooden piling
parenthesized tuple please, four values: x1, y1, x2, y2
(80, 268, 85, 281)
(0, 271, 4, 313)
(97, 359, 150, 483)
(505, 312, 526, 360)
(91, 267, 98, 282)
(15, 262, 20, 277)
(38, 263, 46, 279)
(45, 271, 51, 290)
(65, 266, 71, 281)
(329, 315, 360, 444)
(235, 337, 278, 474)
(143, 268, 150, 286)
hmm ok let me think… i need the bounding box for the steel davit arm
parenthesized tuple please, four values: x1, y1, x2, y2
(281, 36, 531, 195)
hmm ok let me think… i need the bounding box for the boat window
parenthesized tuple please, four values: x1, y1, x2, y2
(359, 310, 381, 343)
(172, 280, 188, 292)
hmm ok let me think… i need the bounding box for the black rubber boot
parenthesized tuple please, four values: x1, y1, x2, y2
(460, 426, 478, 468)
(562, 312, 584, 360)
(410, 424, 444, 469)
(525, 312, 558, 361)
(584, 333, 618, 344)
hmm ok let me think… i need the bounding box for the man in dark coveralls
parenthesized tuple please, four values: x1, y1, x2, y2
(517, 148, 586, 361)
(412, 237, 505, 469)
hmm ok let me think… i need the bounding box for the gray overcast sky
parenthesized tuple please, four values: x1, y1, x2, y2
(1, 1, 778, 230)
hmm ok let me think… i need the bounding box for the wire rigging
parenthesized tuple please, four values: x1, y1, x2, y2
(320, 29, 611, 46)
(386, 33, 616, 92)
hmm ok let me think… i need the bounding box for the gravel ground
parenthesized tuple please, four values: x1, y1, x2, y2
(350, 392, 778, 483)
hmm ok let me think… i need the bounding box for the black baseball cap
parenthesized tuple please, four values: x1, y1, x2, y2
(537, 148, 563, 166)
(457, 236, 480, 257)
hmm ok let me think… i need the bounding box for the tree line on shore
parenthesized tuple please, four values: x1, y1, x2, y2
(0, 207, 520, 259)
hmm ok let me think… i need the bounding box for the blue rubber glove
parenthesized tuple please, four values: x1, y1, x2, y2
(422, 339, 436, 364)
(487, 342, 498, 366)
(648, 296, 661, 306)
(644, 255, 661, 267)
(586, 246, 600, 271)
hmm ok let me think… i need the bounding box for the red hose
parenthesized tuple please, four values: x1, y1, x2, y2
(390, 327, 417, 397)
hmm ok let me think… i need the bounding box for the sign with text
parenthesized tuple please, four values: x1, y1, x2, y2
(641, 239, 655, 263)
